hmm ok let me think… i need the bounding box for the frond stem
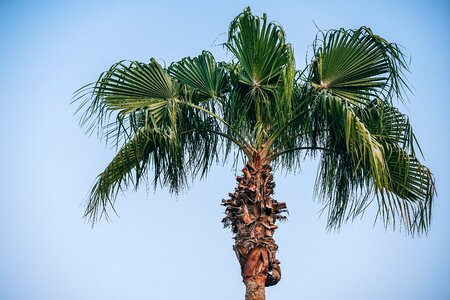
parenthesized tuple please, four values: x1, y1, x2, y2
(177, 99, 252, 149)
(267, 146, 337, 161)
(181, 128, 252, 157)
(205, 129, 253, 157)
(262, 109, 307, 156)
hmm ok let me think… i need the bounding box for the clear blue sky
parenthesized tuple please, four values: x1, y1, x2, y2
(0, 1, 449, 299)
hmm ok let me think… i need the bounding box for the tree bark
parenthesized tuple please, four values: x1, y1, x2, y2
(222, 153, 287, 300)
(245, 279, 266, 300)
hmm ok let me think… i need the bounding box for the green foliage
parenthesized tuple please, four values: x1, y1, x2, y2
(309, 27, 410, 103)
(74, 7, 435, 235)
(169, 51, 228, 100)
(226, 7, 295, 147)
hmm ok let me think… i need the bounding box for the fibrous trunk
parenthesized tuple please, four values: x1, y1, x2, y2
(222, 154, 287, 300)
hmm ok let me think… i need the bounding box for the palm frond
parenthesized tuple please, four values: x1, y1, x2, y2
(85, 128, 155, 223)
(73, 59, 174, 145)
(311, 93, 435, 235)
(86, 122, 208, 223)
(75, 58, 238, 223)
(169, 51, 228, 100)
(309, 27, 409, 103)
(225, 7, 295, 146)
(377, 145, 434, 234)
(314, 92, 389, 194)
(360, 99, 420, 155)
(227, 7, 290, 89)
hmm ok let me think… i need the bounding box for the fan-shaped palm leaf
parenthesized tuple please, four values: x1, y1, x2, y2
(73, 58, 176, 145)
(310, 27, 409, 104)
(225, 7, 295, 146)
(169, 51, 228, 100)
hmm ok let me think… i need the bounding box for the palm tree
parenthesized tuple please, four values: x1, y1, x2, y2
(74, 8, 435, 300)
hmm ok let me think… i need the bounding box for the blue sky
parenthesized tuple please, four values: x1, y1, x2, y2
(0, 1, 449, 299)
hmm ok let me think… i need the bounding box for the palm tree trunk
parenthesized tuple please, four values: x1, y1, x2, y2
(245, 278, 266, 300)
(222, 153, 287, 300)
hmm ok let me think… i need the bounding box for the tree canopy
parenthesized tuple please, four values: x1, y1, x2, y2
(74, 7, 435, 236)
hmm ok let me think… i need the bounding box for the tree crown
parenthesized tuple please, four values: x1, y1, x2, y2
(74, 7, 435, 235)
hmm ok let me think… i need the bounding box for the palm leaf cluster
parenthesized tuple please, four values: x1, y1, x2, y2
(74, 7, 434, 235)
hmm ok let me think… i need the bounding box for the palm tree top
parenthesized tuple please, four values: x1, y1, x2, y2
(74, 7, 435, 236)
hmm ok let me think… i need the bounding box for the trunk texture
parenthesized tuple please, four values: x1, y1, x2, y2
(222, 154, 287, 300)
(245, 280, 266, 300)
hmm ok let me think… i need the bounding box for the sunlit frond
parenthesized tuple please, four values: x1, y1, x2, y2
(169, 51, 228, 100)
(73, 58, 174, 144)
(309, 27, 409, 103)
(309, 92, 435, 235)
(224, 8, 296, 147)
(227, 8, 290, 89)
(313, 92, 389, 196)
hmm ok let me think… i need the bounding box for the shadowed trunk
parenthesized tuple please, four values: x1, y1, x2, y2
(222, 153, 287, 300)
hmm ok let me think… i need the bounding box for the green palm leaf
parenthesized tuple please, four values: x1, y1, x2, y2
(227, 8, 291, 88)
(309, 27, 409, 103)
(85, 128, 155, 222)
(379, 145, 434, 232)
(360, 99, 419, 154)
(169, 51, 228, 100)
(224, 8, 296, 147)
(314, 92, 389, 192)
(310, 92, 434, 234)
(73, 59, 175, 142)
(95, 59, 173, 99)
